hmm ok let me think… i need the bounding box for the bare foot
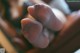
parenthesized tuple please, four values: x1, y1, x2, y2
(28, 3, 67, 31)
(21, 4, 66, 48)
(21, 18, 54, 48)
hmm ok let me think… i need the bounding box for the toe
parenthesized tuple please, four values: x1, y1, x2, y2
(28, 6, 35, 17)
(21, 18, 50, 48)
(28, 4, 50, 25)
(21, 18, 42, 41)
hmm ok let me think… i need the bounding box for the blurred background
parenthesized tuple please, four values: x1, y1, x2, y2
(0, 0, 80, 53)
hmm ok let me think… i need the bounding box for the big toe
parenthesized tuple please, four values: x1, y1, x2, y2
(21, 18, 42, 40)
(21, 18, 52, 48)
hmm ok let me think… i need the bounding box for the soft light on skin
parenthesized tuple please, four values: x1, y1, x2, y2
(21, 4, 67, 48)
(21, 18, 50, 48)
(50, 8, 67, 31)
(28, 4, 67, 31)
